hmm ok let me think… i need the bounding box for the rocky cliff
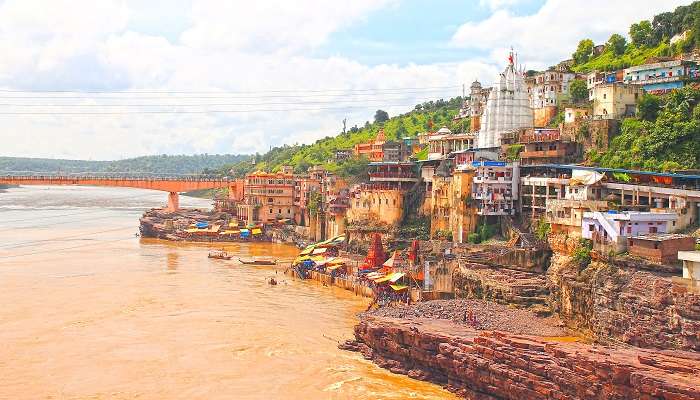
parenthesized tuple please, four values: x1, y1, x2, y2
(344, 316, 700, 400)
(547, 254, 700, 352)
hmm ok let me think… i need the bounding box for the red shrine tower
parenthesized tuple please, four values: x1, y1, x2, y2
(361, 233, 386, 270)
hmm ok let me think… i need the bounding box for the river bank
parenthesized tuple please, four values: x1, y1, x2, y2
(341, 309, 700, 400)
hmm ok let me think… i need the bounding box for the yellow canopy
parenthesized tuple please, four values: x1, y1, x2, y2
(299, 247, 314, 256)
(312, 247, 328, 255)
(229, 221, 238, 227)
(252, 228, 262, 235)
(327, 264, 344, 271)
(374, 272, 405, 284)
(390, 284, 408, 291)
(294, 255, 313, 264)
(219, 230, 240, 235)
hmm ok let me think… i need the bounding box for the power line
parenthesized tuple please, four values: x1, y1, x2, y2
(0, 85, 460, 95)
(0, 102, 426, 115)
(0, 96, 443, 107)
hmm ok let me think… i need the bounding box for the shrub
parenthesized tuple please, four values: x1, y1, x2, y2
(572, 238, 593, 269)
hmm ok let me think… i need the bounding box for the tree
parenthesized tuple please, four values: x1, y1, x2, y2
(374, 109, 389, 124)
(569, 79, 588, 103)
(572, 39, 594, 65)
(606, 33, 627, 56)
(630, 20, 653, 47)
(637, 93, 661, 121)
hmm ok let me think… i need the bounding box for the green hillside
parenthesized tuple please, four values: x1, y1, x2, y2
(571, 2, 700, 73)
(0, 154, 250, 175)
(588, 87, 700, 171)
(225, 97, 467, 179)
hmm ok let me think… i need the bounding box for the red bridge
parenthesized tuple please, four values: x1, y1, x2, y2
(0, 173, 240, 212)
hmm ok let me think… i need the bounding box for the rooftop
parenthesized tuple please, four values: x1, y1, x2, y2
(522, 164, 700, 181)
(629, 233, 693, 242)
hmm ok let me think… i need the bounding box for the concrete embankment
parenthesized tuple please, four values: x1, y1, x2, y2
(285, 269, 374, 298)
(342, 312, 700, 400)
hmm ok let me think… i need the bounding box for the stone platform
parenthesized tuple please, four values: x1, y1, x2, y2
(343, 315, 700, 400)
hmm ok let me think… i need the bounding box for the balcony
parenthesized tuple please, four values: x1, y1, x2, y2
(473, 175, 513, 184)
(520, 149, 567, 159)
(518, 131, 562, 143)
(368, 172, 419, 182)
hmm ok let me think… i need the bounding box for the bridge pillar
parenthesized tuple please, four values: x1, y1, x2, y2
(166, 192, 180, 212)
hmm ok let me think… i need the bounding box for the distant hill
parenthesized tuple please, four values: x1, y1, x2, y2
(0, 154, 250, 175)
(224, 97, 467, 178)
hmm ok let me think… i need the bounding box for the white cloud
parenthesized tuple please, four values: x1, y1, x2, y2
(1, 0, 691, 160)
(453, 0, 692, 69)
(479, 0, 527, 11)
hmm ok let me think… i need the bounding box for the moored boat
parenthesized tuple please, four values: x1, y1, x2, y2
(208, 251, 232, 260)
(238, 258, 277, 265)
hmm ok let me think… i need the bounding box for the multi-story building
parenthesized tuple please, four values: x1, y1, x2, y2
(334, 149, 352, 161)
(471, 161, 519, 216)
(293, 168, 323, 227)
(427, 127, 475, 161)
(353, 129, 386, 161)
(237, 170, 297, 225)
(590, 83, 642, 119)
(586, 70, 621, 100)
(525, 70, 576, 109)
(582, 211, 678, 253)
(347, 162, 419, 226)
(382, 140, 411, 162)
(468, 80, 490, 132)
(516, 128, 580, 165)
(623, 59, 699, 94)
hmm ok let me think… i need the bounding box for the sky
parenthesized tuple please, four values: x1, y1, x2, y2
(0, 0, 693, 160)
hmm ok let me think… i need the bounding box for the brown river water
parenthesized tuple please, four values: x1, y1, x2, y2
(0, 186, 454, 400)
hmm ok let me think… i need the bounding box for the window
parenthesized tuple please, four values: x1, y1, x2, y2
(603, 93, 607, 99)
(589, 225, 594, 232)
(269, 208, 273, 214)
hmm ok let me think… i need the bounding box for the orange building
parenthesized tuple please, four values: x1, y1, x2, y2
(237, 171, 297, 225)
(354, 129, 386, 161)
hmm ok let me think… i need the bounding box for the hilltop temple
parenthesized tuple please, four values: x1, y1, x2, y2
(476, 52, 533, 149)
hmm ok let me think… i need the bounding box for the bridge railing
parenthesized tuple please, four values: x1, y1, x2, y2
(0, 171, 235, 181)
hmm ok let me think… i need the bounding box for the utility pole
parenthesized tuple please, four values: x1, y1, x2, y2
(342, 118, 347, 135)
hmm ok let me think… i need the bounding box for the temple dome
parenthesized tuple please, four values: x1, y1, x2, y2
(476, 55, 533, 149)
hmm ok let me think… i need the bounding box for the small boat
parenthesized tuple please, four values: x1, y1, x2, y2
(239, 258, 277, 265)
(208, 251, 232, 260)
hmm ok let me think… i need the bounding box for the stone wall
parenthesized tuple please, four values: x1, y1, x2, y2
(345, 316, 700, 400)
(453, 263, 550, 311)
(547, 255, 700, 351)
(560, 119, 619, 154)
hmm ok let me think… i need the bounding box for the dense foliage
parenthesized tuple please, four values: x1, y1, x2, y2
(222, 97, 465, 177)
(588, 87, 700, 171)
(571, 2, 700, 73)
(0, 154, 249, 175)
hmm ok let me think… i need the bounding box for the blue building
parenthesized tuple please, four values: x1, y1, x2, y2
(623, 60, 699, 94)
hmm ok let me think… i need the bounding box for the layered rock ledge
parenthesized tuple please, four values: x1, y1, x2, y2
(342, 312, 700, 399)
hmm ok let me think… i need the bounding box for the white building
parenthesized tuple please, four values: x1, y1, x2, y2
(526, 70, 577, 109)
(476, 53, 533, 149)
(678, 251, 700, 284)
(582, 211, 677, 252)
(472, 161, 520, 216)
